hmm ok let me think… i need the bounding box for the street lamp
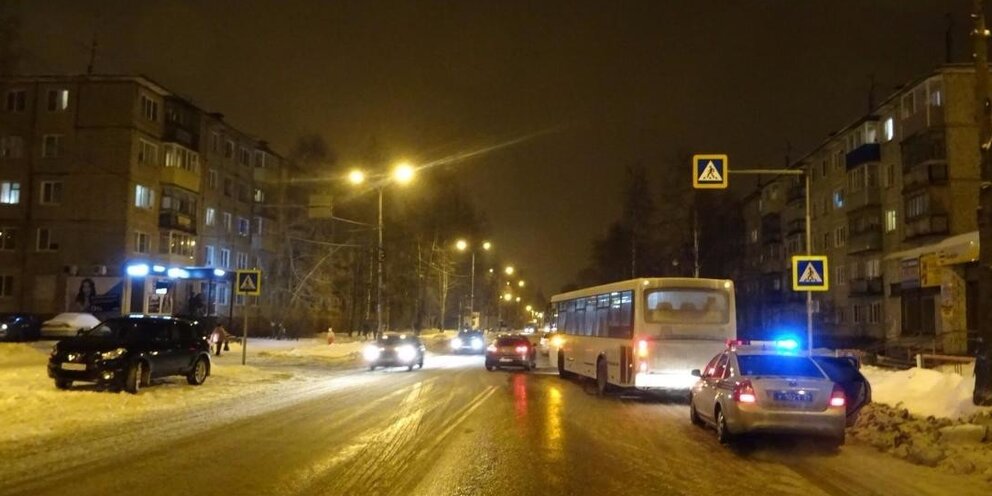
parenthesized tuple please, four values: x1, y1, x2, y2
(454, 239, 492, 329)
(525, 305, 533, 312)
(503, 292, 513, 302)
(518, 280, 525, 288)
(347, 162, 416, 338)
(505, 266, 515, 276)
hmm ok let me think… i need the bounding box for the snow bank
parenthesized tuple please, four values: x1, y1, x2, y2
(861, 366, 989, 420)
(257, 337, 364, 363)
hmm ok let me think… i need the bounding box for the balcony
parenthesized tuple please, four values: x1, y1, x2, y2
(251, 233, 280, 253)
(848, 231, 882, 254)
(905, 214, 949, 239)
(787, 185, 805, 205)
(902, 162, 948, 191)
(761, 256, 787, 274)
(786, 218, 806, 236)
(845, 143, 881, 169)
(159, 211, 197, 234)
(846, 187, 881, 212)
(160, 166, 201, 193)
(849, 277, 883, 296)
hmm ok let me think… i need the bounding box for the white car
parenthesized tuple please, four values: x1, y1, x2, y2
(41, 312, 100, 338)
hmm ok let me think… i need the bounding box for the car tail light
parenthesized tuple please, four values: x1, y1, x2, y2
(733, 380, 756, 403)
(515, 345, 528, 354)
(637, 339, 648, 358)
(829, 384, 846, 407)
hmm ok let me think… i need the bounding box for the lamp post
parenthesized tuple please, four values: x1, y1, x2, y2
(455, 239, 491, 330)
(349, 162, 415, 338)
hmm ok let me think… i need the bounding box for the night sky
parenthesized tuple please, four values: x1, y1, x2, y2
(13, 0, 981, 293)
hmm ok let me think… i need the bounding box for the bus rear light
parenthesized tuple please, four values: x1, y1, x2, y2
(733, 380, 756, 403)
(829, 384, 846, 407)
(637, 340, 648, 358)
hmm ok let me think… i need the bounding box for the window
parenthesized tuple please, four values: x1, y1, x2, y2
(134, 232, 150, 253)
(223, 176, 234, 197)
(853, 304, 864, 324)
(238, 183, 251, 203)
(821, 231, 831, 251)
(834, 264, 846, 285)
(47, 89, 69, 112)
(883, 117, 895, 142)
(253, 188, 265, 203)
(836, 308, 846, 324)
(5, 89, 26, 112)
(211, 132, 221, 153)
(869, 302, 883, 324)
(222, 212, 232, 232)
(0, 181, 20, 204)
(1, 135, 24, 159)
(36, 228, 58, 251)
(42, 134, 63, 158)
(929, 89, 942, 107)
(220, 248, 231, 269)
(157, 231, 195, 257)
(901, 92, 916, 119)
(163, 144, 199, 172)
(237, 217, 250, 236)
(205, 245, 216, 266)
(832, 188, 844, 209)
(134, 184, 154, 208)
(138, 140, 158, 165)
(885, 209, 897, 233)
(882, 163, 895, 189)
(216, 284, 230, 306)
(205, 207, 216, 226)
(140, 94, 158, 121)
(848, 168, 864, 193)
(834, 226, 847, 247)
(0, 274, 12, 297)
(820, 160, 828, 178)
(236, 252, 249, 269)
(906, 194, 929, 219)
(39, 181, 63, 205)
(208, 169, 218, 189)
(0, 227, 17, 250)
(239, 147, 251, 166)
(833, 150, 844, 172)
(225, 140, 235, 159)
(866, 258, 881, 278)
(254, 150, 267, 167)
(644, 288, 729, 325)
(254, 216, 263, 236)
(749, 229, 758, 244)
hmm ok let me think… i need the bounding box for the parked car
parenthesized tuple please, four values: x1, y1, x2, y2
(364, 334, 426, 371)
(0, 313, 42, 341)
(689, 341, 858, 447)
(450, 329, 486, 354)
(41, 312, 100, 339)
(485, 334, 537, 371)
(47, 315, 211, 394)
(811, 354, 871, 425)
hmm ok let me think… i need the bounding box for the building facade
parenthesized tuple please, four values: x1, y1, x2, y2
(0, 75, 288, 325)
(739, 65, 982, 354)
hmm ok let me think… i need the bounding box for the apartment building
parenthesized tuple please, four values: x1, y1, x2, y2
(0, 74, 287, 324)
(739, 65, 982, 353)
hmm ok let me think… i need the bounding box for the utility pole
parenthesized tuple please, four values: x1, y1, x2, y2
(972, 0, 992, 406)
(376, 186, 384, 339)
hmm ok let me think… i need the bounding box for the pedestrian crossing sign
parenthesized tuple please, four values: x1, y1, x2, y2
(692, 154, 729, 189)
(236, 270, 262, 296)
(792, 256, 829, 292)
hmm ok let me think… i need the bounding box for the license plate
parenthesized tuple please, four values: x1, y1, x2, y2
(61, 362, 87, 371)
(773, 391, 813, 402)
(499, 357, 513, 363)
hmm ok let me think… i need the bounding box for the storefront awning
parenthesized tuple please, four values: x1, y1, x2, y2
(883, 231, 979, 266)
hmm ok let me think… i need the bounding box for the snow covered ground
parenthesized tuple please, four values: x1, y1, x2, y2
(861, 365, 991, 420)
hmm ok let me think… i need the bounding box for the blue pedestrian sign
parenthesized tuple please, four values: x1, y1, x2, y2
(236, 270, 262, 296)
(792, 256, 829, 292)
(692, 154, 728, 189)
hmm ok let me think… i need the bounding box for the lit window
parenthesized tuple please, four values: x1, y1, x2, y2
(47, 89, 69, 112)
(138, 140, 158, 165)
(208, 169, 218, 189)
(220, 248, 231, 268)
(885, 209, 897, 233)
(237, 217, 250, 236)
(39, 181, 63, 205)
(236, 252, 249, 269)
(0, 181, 20, 204)
(216, 284, 230, 306)
(205, 207, 216, 226)
(883, 117, 894, 142)
(222, 212, 232, 232)
(833, 188, 845, 209)
(0, 227, 17, 250)
(42, 135, 63, 158)
(253, 188, 265, 203)
(205, 245, 216, 266)
(929, 89, 942, 107)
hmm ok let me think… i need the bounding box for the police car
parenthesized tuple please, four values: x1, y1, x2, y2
(688, 339, 868, 447)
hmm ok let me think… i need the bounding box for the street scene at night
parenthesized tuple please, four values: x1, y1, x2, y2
(2, 1, 992, 495)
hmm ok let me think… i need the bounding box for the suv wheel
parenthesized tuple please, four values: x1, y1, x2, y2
(186, 357, 209, 385)
(125, 361, 143, 394)
(54, 378, 72, 390)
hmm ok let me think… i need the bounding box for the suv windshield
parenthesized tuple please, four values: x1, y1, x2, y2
(737, 355, 825, 379)
(84, 319, 167, 341)
(379, 335, 417, 345)
(644, 289, 729, 325)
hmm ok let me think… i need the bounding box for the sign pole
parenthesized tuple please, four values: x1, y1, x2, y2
(804, 171, 813, 355)
(242, 307, 248, 365)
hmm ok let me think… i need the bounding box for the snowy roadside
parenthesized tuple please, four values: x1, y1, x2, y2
(851, 366, 992, 480)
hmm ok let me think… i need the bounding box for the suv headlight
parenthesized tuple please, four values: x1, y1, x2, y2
(100, 347, 127, 360)
(363, 345, 382, 361)
(396, 345, 417, 362)
(470, 338, 483, 350)
(451, 338, 463, 349)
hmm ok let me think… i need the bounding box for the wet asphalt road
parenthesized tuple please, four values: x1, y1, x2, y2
(4, 354, 988, 496)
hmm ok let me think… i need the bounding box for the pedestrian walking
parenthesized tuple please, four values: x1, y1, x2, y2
(210, 323, 228, 356)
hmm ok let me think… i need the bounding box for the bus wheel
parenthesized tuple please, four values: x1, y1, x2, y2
(596, 358, 609, 396)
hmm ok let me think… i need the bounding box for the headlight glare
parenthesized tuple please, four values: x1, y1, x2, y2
(100, 347, 127, 360)
(451, 338, 463, 349)
(363, 345, 382, 361)
(397, 345, 417, 362)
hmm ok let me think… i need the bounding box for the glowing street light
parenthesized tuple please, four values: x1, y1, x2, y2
(482, 241, 492, 251)
(503, 293, 513, 302)
(504, 266, 515, 276)
(393, 162, 415, 184)
(518, 280, 525, 288)
(348, 169, 366, 185)
(515, 296, 521, 303)
(525, 305, 533, 312)
(455, 239, 468, 251)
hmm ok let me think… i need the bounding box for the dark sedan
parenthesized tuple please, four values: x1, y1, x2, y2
(364, 334, 425, 371)
(485, 335, 537, 371)
(0, 313, 42, 341)
(449, 330, 486, 354)
(48, 315, 212, 394)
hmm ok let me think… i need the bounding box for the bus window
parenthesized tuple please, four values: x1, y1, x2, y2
(644, 289, 728, 325)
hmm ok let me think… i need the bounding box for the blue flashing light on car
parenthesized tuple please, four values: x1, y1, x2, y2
(774, 338, 800, 351)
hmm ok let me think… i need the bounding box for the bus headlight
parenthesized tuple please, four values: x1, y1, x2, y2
(396, 345, 417, 362)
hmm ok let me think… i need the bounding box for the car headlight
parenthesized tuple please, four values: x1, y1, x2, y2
(0, 323, 7, 330)
(451, 338, 463, 349)
(396, 345, 417, 362)
(363, 345, 382, 361)
(470, 338, 483, 350)
(100, 347, 127, 360)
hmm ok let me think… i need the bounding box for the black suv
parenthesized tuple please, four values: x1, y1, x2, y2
(48, 315, 211, 394)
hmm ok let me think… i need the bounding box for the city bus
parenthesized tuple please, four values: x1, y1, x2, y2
(551, 277, 736, 394)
